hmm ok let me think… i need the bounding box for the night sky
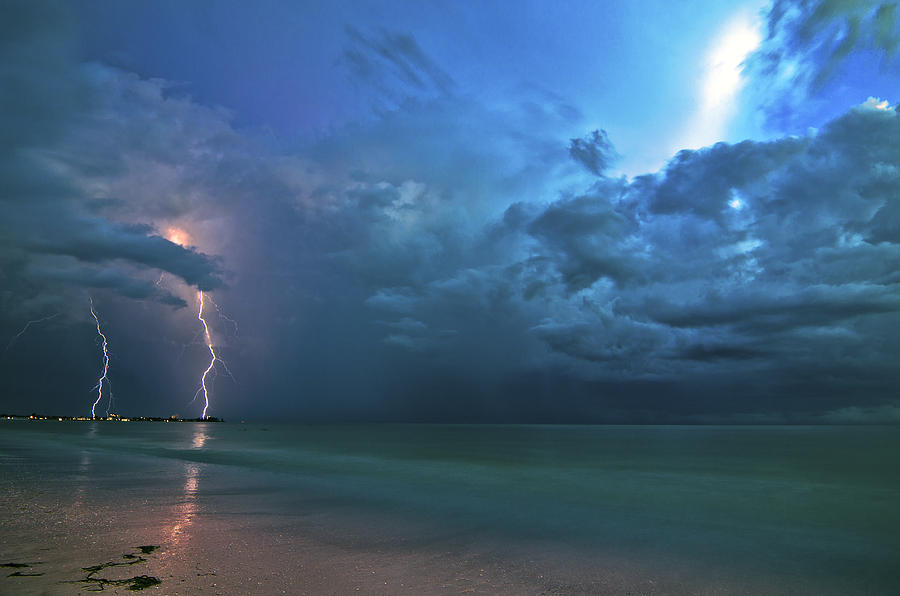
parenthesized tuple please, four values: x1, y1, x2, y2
(2, 0, 899, 423)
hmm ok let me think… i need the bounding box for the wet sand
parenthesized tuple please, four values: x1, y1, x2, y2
(2, 423, 890, 594)
(0, 465, 676, 595)
(0, 465, 841, 595)
(0, 496, 767, 596)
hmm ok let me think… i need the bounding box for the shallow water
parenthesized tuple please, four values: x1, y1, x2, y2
(2, 421, 899, 593)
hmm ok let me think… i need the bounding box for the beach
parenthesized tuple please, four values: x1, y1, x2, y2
(2, 422, 898, 594)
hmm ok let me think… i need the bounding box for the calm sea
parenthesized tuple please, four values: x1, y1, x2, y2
(2, 422, 899, 593)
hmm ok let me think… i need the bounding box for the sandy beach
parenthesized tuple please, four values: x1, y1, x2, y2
(0, 486, 792, 596)
(0, 454, 692, 595)
(2, 422, 898, 595)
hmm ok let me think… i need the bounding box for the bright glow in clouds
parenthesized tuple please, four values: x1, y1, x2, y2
(676, 9, 762, 152)
(865, 97, 892, 111)
(89, 297, 111, 418)
(164, 226, 192, 248)
(702, 17, 761, 110)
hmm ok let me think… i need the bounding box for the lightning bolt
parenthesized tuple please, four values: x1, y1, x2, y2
(195, 291, 218, 420)
(89, 298, 112, 419)
(5, 312, 60, 353)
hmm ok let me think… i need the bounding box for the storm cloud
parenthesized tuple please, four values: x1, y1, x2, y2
(1, 0, 899, 423)
(0, 2, 223, 318)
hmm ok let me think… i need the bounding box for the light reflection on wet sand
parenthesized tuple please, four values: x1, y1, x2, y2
(71, 424, 99, 513)
(71, 449, 91, 512)
(160, 426, 206, 554)
(4, 423, 896, 595)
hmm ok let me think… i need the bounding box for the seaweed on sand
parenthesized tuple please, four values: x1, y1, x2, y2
(136, 545, 158, 554)
(69, 546, 162, 591)
(76, 574, 161, 591)
(3, 561, 44, 578)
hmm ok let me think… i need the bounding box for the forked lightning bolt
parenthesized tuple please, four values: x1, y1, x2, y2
(89, 298, 112, 419)
(192, 291, 237, 419)
(196, 291, 218, 419)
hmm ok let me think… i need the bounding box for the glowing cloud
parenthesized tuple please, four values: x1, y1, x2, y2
(164, 226, 192, 248)
(864, 97, 892, 111)
(702, 17, 762, 110)
(676, 10, 762, 152)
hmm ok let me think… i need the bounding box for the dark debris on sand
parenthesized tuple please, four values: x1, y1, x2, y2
(3, 561, 44, 578)
(76, 574, 161, 591)
(70, 545, 162, 591)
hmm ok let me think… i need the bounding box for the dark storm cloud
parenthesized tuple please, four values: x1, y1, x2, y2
(674, 343, 764, 363)
(26, 259, 187, 306)
(15, 214, 223, 292)
(0, 0, 223, 317)
(526, 191, 637, 292)
(530, 318, 665, 369)
(490, 99, 900, 417)
(3, 2, 900, 423)
(223, 88, 900, 421)
(636, 137, 808, 221)
(642, 284, 900, 332)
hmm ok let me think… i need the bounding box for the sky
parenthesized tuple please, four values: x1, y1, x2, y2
(1, 0, 899, 423)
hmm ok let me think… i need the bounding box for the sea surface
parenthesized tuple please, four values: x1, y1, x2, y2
(2, 421, 899, 593)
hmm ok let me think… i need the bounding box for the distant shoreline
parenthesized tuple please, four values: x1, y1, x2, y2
(1, 414, 222, 422)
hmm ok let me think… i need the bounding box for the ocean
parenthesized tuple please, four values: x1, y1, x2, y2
(1, 422, 898, 594)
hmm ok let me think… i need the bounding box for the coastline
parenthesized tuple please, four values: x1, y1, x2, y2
(2, 423, 897, 594)
(0, 439, 667, 595)
(0, 458, 658, 595)
(2, 415, 223, 422)
(0, 476, 779, 596)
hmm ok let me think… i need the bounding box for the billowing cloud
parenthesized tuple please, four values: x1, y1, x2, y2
(512, 100, 900, 415)
(0, 1, 223, 320)
(2, 2, 899, 423)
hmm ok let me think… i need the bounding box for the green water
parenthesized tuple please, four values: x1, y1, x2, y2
(2, 422, 899, 592)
